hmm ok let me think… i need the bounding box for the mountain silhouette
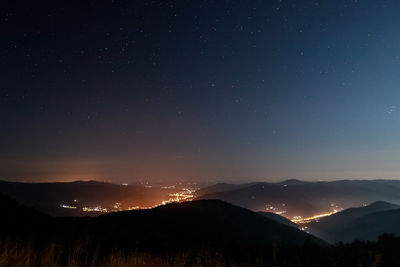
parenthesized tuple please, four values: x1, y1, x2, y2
(306, 201, 400, 243)
(258, 211, 298, 228)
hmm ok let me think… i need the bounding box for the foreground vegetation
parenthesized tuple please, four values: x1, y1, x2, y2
(1, 234, 400, 267)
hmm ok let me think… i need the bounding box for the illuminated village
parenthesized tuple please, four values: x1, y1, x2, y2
(60, 186, 196, 214)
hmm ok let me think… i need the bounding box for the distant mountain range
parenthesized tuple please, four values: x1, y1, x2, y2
(306, 201, 400, 243)
(196, 179, 400, 218)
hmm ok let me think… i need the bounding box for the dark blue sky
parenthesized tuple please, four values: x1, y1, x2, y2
(2, 0, 400, 183)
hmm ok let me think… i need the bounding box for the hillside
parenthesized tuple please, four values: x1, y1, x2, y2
(258, 212, 299, 228)
(306, 201, 400, 243)
(330, 208, 400, 243)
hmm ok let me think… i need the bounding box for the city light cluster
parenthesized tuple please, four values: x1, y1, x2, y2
(59, 186, 196, 214)
(265, 203, 287, 215)
(59, 205, 77, 209)
(291, 209, 342, 224)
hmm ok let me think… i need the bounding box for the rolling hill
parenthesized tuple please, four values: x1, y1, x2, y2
(338, 208, 400, 242)
(258, 212, 299, 228)
(306, 201, 400, 243)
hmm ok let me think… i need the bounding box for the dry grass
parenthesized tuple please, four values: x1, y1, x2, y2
(0, 240, 249, 267)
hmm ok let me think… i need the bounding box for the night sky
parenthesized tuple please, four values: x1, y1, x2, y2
(2, 0, 400, 183)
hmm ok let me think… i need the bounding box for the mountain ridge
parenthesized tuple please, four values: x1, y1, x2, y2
(306, 201, 400, 243)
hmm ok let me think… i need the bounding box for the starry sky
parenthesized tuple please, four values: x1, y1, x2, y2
(2, 0, 400, 183)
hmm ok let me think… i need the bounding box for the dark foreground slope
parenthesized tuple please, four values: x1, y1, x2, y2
(0, 192, 53, 241)
(258, 212, 299, 229)
(89, 199, 320, 251)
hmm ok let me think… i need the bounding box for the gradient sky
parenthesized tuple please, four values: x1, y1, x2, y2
(2, 0, 400, 183)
